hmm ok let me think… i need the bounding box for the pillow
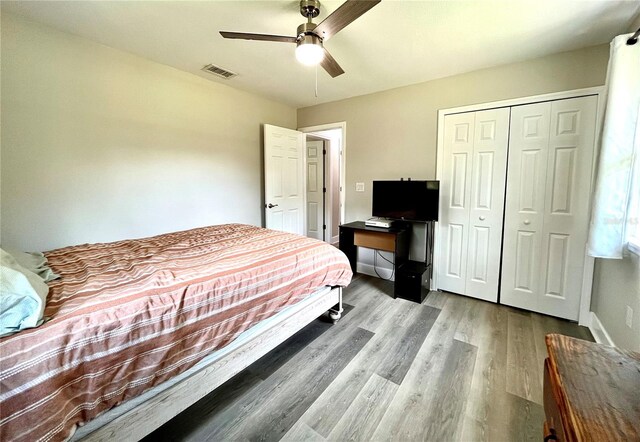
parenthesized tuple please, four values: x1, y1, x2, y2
(0, 249, 49, 337)
(4, 249, 60, 282)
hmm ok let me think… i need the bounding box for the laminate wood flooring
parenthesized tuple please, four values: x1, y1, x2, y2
(144, 274, 592, 442)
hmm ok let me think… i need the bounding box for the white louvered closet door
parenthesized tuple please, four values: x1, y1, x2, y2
(438, 108, 510, 302)
(501, 96, 598, 320)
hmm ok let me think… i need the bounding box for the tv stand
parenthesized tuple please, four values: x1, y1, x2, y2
(339, 220, 436, 303)
(339, 220, 411, 283)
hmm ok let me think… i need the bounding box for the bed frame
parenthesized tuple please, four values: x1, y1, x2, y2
(73, 286, 343, 441)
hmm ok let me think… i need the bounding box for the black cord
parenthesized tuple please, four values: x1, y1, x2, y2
(373, 250, 395, 281)
(376, 250, 395, 265)
(373, 252, 383, 279)
(423, 221, 435, 281)
(628, 27, 640, 45)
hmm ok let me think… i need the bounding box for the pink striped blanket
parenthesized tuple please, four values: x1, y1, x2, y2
(0, 224, 352, 442)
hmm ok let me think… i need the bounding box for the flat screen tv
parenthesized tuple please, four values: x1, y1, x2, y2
(372, 180, 439, 222)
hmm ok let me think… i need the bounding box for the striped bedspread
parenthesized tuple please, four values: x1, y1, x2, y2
(0, 224, 352, 442)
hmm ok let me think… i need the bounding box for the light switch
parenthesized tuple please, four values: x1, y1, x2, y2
(356, 182, 365, 192)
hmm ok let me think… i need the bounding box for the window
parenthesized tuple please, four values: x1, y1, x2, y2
(587, 34, 639, 259)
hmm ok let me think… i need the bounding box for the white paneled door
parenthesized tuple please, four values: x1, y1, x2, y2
(264, 124, 305, 235)
(438, 108, 510, 302)
(501, 96, 598, 320)
(438, 112, 475, 295)
(500, 102, 550, 312)
(306, 140, 324, 241)
(466, 108, 511, 301)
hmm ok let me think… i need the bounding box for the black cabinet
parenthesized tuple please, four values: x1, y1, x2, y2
(394, 260, 430, 303)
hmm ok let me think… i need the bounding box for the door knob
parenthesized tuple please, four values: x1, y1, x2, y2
(266, 203, 279, 209)
(479, 216, 486, 221)
(524, 219, 531, 225)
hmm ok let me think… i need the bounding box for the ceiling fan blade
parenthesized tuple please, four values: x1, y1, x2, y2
(219, 31, 297, 43)
(313, 0, 381, 41)
(320, 48, 345, 78)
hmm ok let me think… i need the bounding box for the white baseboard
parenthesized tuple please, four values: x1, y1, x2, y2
(589, 312, 616, 347)
(357, 262, 395, 281)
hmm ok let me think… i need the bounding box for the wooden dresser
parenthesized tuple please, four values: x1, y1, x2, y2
(543, 334, 640, 441)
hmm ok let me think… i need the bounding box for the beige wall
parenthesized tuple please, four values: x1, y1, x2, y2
(298, 43, 609, 275)
(592, 254, 640, 351)
(1, 13, 296, 251)
(298, 44, 609, 223)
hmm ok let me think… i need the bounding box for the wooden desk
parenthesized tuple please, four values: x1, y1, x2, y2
(338, 221, 411, 275)
(543, 334, 640, 441)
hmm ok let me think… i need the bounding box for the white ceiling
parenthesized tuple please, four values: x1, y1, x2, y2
(3, 1, 639, 108)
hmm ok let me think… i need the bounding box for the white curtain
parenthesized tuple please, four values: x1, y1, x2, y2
(587, 33, 640, 258)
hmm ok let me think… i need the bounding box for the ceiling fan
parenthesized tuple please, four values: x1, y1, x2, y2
(220, 0, 381, 78)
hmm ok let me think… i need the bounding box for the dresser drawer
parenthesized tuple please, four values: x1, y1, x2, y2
(354, 230, 396, 252)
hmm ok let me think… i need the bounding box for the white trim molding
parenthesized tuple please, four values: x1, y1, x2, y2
(298, 122, 347, 229)
(628, 241, 640, 257)
(357, 262, 395, 281)
(589, 312, 616, 347)
(435, 86, 605, 117)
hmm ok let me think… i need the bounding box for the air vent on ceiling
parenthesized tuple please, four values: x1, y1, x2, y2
(201, 64, 237, 79)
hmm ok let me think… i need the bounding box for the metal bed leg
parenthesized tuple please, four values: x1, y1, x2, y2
(328, 287, 343, 323)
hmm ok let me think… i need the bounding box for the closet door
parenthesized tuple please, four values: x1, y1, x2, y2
(501, 102, 551, 312)
(539, 96, 597, 319)
(465, 108, 510, 302)
(438, 112, 475, 295)
(502, 96, 598, 320)
(438, 108, 509, 301)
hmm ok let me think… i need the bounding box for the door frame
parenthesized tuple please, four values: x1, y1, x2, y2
(434, 86, 605, 326)
(305, 135, 329, 241)
(298, 122, 347, 241)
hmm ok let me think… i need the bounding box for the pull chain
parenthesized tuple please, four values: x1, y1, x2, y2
(315, 64, 318, 98)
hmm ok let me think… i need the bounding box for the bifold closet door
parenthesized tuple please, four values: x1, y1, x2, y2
(438, 112, 474, 295)
(501, 96, 597, 320)
(439, 108, 510, 302)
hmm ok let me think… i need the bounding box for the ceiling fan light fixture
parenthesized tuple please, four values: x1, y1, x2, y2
(295, 34, 324, 66)
(220, 0, 381, 77)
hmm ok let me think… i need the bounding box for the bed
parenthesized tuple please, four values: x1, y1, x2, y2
(0, 224, 352, 442)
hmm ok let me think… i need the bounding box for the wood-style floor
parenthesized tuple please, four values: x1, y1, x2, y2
(144, 274, 592, 442)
